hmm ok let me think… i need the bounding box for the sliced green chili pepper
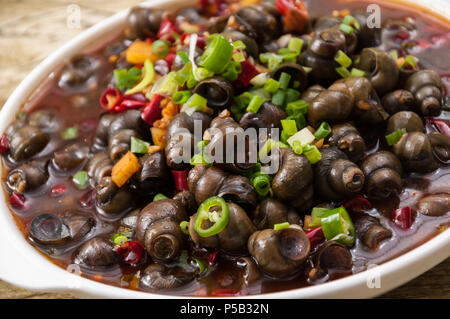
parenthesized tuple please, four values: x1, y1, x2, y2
(180, 221, 190, 235)
(198, 34, 234, 74)
(312, 206, 355, 246)
(194, 196, 229, 237)
(314, 122, 331, 140)
(125, 59, 155, 95)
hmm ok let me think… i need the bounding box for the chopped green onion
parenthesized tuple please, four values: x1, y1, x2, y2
(177, 51, 190, 64)
(292, 140, 303, 155)
(271, 89, 286, 107)
(252, 173, 271, 197)
(264, 78, 280, 93)
(287, 113, 306, 131)
(258, 138, 289, 161)
(112, 234, 128, 246)
(187, 93, 207, 109)
(339, 23, 354, 34)
(268, 54, 282, 71)
(221, 61, 242, 82)
(288, 37, 304, 53)
(314, 122, 331, 140)
(127, 59, 155, 95)
(153, 193, 168, 201)
(313, 206, 355, 246)
(73, 171, 89, 190)
(191, 153, 212, 166)
(152, 40, 169, 57)
(114, 67, 142, 91)
(343, 15, 361, 30)
(198, 34, 234, 74)
(285, 88, 300, 105)
(281, 129, 290, 144)
(232, 40, 246, 50)
(279, 72, 292, 90)
(311, 207, 329, 227)
(350, 68, 366, 77)
(303, 66, 312, 73)
(250, 73, 269, 87)
(385, 128, 407, 146)
(281, 119, 298, 136)
(180, 221, 190, 235)
(277, 48, 299, 62)
(286, 99, 309, 115)
(192, 257, 209, 273)
(151, 72, 179, 98)
(173, 90, 192, 104)
(334, 50, 352, 68)
(302, 144, 322, 164)
(61, 127, 78, 140)
(401, 55, 418, 69)
(233, 51, 246, 63)
(130, 136, 150, 154)
(194, 67, 214, 81)
(274, 222, 290, 231)
(389, 50, 398, 60)
(239, 91, 254, 105)
(246, 95, 265, 113)
(287, 127, 315, 148)
(336, 66, 351, 78)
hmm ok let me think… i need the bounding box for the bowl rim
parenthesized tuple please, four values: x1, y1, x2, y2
(0, 0, 449, 299)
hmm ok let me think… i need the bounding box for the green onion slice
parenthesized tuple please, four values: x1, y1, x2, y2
(314, 122, 332, 140)
(386, 128, 407, 146)
(198, 34, 234, 74)
(334, 50, 352, 68)
(180, 221, 190, 235)
(130, 136, 150, 154)
(153, 193, 168, 201)
(274, 222, 290, 231)
(73, 171, 89, 190)
(61, 127, 78, 140)
(126, 59, 155, 95)
(302, 144, 322, 164)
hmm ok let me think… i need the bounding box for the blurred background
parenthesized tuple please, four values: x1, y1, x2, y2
(0, 0, 448, 299)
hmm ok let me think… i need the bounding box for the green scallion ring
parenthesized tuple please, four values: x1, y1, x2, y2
(180, 221, 190, 235)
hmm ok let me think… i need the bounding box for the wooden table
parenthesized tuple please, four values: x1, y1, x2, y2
(0, 0, 448, 299)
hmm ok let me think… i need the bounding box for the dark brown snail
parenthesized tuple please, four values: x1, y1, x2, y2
(314, 147, 365, 202)
(252, 198, 301, 230)
(272, 148, 314, 211)
(327, 123, 366, 162)
(361, 151, 403, 199)
(354, 214, 392, 249)
(135, 199, 187, 262)
(248, 226, 310, 277)
(405, 70, 444, 116)
(189, 202, 256, 253)
(187, 164, 257, 211)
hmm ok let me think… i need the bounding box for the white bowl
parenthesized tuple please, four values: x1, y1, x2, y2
(0, 0, 449, 299)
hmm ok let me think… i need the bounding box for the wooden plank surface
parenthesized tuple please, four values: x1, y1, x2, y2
(0, 0, 449, 299)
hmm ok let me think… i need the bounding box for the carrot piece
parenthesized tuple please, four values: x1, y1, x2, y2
(111, 151, 141, 187)
(314, 138, 324, 148)
(150, 127, 167, 148)
(148, 145, 162, 154)
(126, 41, 158, 64)
(161, 101, 179, 120)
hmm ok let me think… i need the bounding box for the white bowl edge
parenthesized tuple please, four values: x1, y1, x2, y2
(0, 0, 449, 299)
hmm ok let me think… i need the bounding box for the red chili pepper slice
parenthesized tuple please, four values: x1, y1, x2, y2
(141, 93, 164, 125)
(9, 192, 27, 209)
(391, 206, 417, 229)
(276, 0, 308, 33)
(100, 87, 123, 112)
(0, 133, 9, 153)
(206, 249, 219, 266)
(157, 18, 180, 42)
(172, 169, 189, 191)
(343, 195, 372, 213)
(236, 57, 260, 87)
(305, 226, 325, 251)
(117, 241, 145, 265)
(210, 288, 242, 297)
(165, 52, 176, 67)
(427, 119, 450, 138)
(49, 184, 67, 198)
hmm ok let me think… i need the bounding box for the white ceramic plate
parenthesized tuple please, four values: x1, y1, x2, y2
(0, 0, 449, 299)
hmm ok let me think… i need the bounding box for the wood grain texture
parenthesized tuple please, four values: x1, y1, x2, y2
(0, 0, 448, 299)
